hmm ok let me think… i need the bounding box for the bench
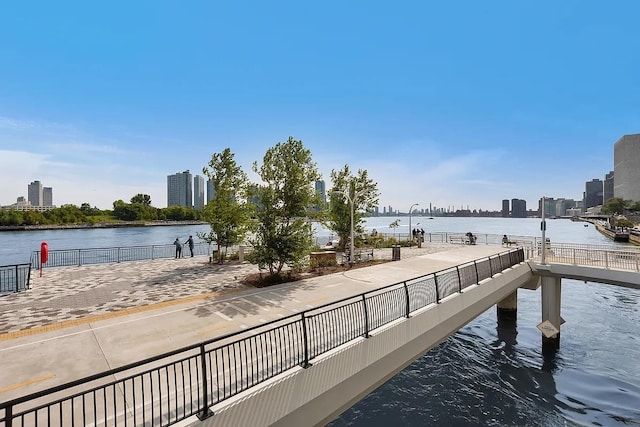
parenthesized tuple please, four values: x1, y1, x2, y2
(502, 240, 517, 247)
(341, 248, 374, 263)
(449, 236, 466, 244)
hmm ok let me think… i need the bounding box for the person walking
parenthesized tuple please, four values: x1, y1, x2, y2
(173, 238, 182, 258)
(185, 235, 194, 257)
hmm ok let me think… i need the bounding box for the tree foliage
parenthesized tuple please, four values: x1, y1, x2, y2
(247, 137, 320, 275)
(325, 165, 380, 249)
(602, 198, 632, 215)
(130, 194, 152, 205)
(199, 148, 253, 263)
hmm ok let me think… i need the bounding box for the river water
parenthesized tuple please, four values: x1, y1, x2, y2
(1, 218, 639, 425)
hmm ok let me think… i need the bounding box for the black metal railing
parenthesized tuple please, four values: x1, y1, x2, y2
(30, 243, 213, 269)
(0, 264, 31, 294)
(1, 248, 524, 427)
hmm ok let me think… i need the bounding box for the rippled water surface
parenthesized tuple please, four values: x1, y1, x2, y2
(328, 218, 640, 426)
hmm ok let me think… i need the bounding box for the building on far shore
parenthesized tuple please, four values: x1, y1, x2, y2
(167, 170, 193, 208)
(1, 196, 56, 211)
(614, 134, 640, 202)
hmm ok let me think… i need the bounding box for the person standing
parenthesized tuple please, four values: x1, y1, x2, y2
(173, 238, 182, 258)
(185, 235, 194, 257)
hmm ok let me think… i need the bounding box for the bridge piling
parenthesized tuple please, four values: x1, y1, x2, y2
(541, 276, 562, 349)
(496, 290, 518, 320)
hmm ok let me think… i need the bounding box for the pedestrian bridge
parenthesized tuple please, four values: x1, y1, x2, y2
(1, 243, 639, 426)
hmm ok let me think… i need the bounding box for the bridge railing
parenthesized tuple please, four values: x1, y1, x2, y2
(0, 264, 31, 294)
(525, 244, 640, 272)
(30, 243, 214, 269)
(0, 248, 524, 427)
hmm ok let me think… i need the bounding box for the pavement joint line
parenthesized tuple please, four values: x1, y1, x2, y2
(0, 374, 55, 394)
(0, 287, 249, 342)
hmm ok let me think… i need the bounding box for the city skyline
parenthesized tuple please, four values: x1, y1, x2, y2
(1, 2, 638, 210)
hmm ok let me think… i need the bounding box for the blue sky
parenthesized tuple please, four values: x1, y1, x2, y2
(1, 1, 638, 211)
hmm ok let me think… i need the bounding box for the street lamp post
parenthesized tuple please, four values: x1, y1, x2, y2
(408, 203, 419, 247)
(334, 188, 366, 263)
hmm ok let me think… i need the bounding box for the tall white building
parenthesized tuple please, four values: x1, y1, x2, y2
(28, 181, 43, 206)
(614, 134, 640, 202)
(193, 175, 205, 209)
(167, 170, 193, 207)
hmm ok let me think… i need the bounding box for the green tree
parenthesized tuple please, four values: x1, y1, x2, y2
(602, 198, 631, 215)
(199, 148, 253, 263)
(248, 137, 320, 276)
(130, 194, 152, 205)
(325, 165, 379, 249)
(389, 219, 401, 239)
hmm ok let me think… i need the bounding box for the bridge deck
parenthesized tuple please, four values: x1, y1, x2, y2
(0, 244, 507, 403)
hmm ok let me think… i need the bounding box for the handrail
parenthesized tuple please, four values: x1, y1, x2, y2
(0, 264, 31, 294)
(1, 249, 524, 426)
(525, 245, 640, 272)
(30, 242, 214, 269)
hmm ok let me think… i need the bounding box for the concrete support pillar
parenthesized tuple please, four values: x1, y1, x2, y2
(541, 276, 562, 349)
(238, 245, 245, 263)
(497, 290, 517, 320)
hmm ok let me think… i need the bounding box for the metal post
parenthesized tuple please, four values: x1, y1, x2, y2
(541, 196, 547, 265)
(408, 203, 419, 247)
(434, 275, 440, 303)
(456, 266, 462, 293)
(197, 344, 213, 420)
(300, 313, 311, 368)
(403, 281, 410, 318)
(362, 294, 369, 338)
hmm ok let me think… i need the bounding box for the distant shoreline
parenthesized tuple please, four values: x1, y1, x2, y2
(0, 221, 208, 232)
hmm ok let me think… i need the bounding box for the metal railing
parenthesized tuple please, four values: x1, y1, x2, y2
(0, 264, 31, 294)
(0, 248, 524, 427)
(317, 232, 543, 248)
(30, 243, 214, 269)
(526, 244, 640, 272)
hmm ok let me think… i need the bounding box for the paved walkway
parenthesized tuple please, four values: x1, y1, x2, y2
(0, 243, 507, 402)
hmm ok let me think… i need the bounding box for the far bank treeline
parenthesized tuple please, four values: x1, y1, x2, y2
(2, 137, 380, 278)
(0, 195, 201, 226)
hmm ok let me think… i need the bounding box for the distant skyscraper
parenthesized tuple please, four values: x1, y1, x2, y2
(613, 134, 640, 202)
(511, 199, 526, 218)
(28, 181, 43, 207)
(314, 180, 326, 211)
(207, 179, 215, 203)
(193, 175, 205, 209)
(43, 187, 53, 206)
(167, 170, 193, 207)
(584, 179, 603, 209)
(501, 199, 509, 217)
(315, 180, 326, 203)
(603, 171, 614, 204)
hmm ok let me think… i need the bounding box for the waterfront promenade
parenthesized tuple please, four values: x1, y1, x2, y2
(0, 243, 507, 406)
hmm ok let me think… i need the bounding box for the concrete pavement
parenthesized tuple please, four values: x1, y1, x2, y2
(0, 243, 508, 403)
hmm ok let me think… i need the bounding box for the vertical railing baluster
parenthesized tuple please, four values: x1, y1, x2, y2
(403, 281, 410, 318)
(300, 313, 311, 368)
(489, 256, 493, 277)
(5, 402, 12, 427)
(434, 274, 440, 303)
(14, 265, 18, 293)
(474, 261, 479, 284)
(605, 252, 609, 269)
(197, 344, 213, 420)
(362, 295, 369, 338)
(456, 266, 462, 293)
